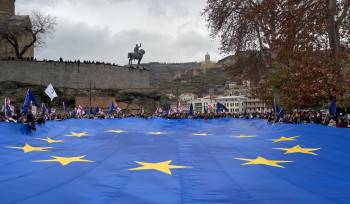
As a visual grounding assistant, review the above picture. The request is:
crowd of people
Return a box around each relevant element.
[1,57,118,66]
[1,110,349,129]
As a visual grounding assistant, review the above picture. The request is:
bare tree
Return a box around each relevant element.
[0,11,57,59]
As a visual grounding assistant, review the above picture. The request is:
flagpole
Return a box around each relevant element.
[89,80,92,111]
[4,97,6,115]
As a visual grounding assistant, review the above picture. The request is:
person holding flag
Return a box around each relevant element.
[178,101,182,113]
[5,98,12,117]
[166,103,171,115]
[21,89,39,115]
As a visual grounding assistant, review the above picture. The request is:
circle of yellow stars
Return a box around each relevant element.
[5,129,322,172]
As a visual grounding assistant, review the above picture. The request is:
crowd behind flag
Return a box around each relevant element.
[1,88,344,122]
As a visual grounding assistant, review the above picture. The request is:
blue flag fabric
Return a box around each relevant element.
[273,98,280,114]
[63,102,70,115]
[222,103,229,112]
[244,108,247,116]
[95,107,100,114]
[109,101,114,114]
[329,99,337,116]
[278,109,284,118]
[189,103,193,116]
[216,102,222,113]
[1,118,350,203]
[21,89,39,111]
[41,104,47,116]
[5,102,12,116]
[90,107,94,115]
[82,107,88,115]
[203,105,207,114]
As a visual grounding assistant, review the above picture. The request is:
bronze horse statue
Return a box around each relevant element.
[128,49,145,65]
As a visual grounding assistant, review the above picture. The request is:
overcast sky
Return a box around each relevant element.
[16,0,223,64]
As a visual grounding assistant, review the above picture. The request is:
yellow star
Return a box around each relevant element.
[105,130,127,133]
[234,156,293,168]
[148,132,166,135]
[274,145,321,155]
[128,160,192,175]
[7,143,53,153]
[270,136,299,143]
[232,135,257,138]
[65,132,92,137]
[33,155,95,166]
[37,138,64,143]
[192,133,213,136]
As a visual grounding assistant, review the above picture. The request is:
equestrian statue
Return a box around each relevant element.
[128,43,145,65]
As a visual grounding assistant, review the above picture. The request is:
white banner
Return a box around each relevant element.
[45,84,58,101]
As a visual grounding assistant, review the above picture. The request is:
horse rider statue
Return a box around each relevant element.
[128,43,146,65]
[134,43,141,54]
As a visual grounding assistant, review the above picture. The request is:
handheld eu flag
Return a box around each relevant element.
[329,99,337,116]
[189,103,193,116]
[109,101,114,114]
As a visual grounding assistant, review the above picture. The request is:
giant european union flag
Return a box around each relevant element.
[0,118,349,203]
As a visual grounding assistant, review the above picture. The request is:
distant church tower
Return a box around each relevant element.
[205,52,210,64]
[0,0,15,15]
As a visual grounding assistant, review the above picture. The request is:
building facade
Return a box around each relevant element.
[190,95,265,114]
[0,0,34,59]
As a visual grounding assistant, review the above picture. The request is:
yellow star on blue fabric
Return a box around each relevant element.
[105,130,127,133]
[148,132,166,135]
[128,160,192,175]
[231,135,257,138]
[192,133,213,136]
[33,155,95,166]
[7,143,53,153]
[274,145,321,155]
[234,156,293,168]
[270,136,299,143]
[65,132,92,138]
[37,138,64,143]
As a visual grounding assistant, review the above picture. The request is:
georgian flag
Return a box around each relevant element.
[178,101,182,112]
[77,105,85,115]
[157,108,163,113]
[141,108,144,115]
[264,103,267,114]
[173,107,177,113]
[208,104,214,109]
[50,109,55,116]
[99,108,104,115]
[5,98,12,116]
[115,103,122,113]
